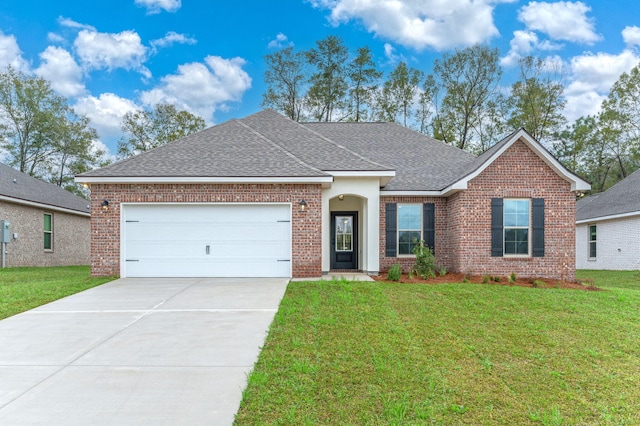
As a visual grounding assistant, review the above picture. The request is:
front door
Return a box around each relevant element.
[330,212,358,270]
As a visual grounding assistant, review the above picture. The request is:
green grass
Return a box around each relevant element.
[235,271,640,425]
[0,266,115,319]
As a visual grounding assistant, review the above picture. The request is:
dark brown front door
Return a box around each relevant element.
[330,212,358,270]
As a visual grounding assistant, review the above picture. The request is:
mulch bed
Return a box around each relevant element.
[372,272,603,291]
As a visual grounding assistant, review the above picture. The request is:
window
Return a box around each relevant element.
[385,203,434,258]
[44,213,53,251]
[503,199,530,256]
[589,225,597,259]
[335,216,353,252]
[398,204,422,255]
[492,198,544,257]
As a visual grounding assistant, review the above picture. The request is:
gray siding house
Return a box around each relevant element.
[0,163,91,267]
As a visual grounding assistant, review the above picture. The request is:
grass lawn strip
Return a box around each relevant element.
[0,266,115,320]
[235,270,640,425]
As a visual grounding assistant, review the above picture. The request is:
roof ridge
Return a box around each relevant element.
[234,119,329,177]
[299,123,394,171]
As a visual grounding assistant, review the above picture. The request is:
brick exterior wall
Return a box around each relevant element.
[379,196,449,273]
[380,140,577,281]
[576,216,640,270]
[89,183,322,278]
[0,200,90,267]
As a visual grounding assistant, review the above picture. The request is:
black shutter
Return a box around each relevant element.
[385,203,397,257]
[491,198,503,257]
[532,198,545,257]
[423,203,435,253]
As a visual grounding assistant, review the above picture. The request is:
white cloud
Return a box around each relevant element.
[310,0,515,51]
[0,31,29,71]
[74,29,149,76]
[501,30,562,67]
[150,31,197,51]
[47,32,66,43]
[383,43,405,64]
[140,56,252,121]
[74,93,140,141]
[268,33,293,49]
[622,26,640,47]
[135,0,181,14]
[518,1,600,44]
[34,46,85,97]
[89,139,117,164]
[563,49,640,121]
[57,17,95,31]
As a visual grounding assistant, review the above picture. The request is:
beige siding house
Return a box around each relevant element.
[0,164,91,267]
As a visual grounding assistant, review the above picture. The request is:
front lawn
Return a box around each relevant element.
[235,270,640,425]
[0,266,115,319]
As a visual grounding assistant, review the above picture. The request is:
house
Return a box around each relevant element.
[0,163,91,267]
[76,109,590,280]
[576,168,640,270]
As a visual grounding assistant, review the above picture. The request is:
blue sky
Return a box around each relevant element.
[1,0,639,158]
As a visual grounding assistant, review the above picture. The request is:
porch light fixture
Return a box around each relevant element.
[101,199,110,212]
[299,199,308,212]
[338,194,344,201]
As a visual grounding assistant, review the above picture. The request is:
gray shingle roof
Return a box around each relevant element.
[241,110,393,172]
[577,168,640,221]
[302,121,476,191]
[78,110,577,194]
[79,119,329,178]
[1,163,90,214]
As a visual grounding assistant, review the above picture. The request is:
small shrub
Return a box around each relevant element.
[463,277,471,284]
[439,267,448,277]
[482,275,489,284]
[491,276,502,283]
[509,273,517,283]
[387,264,402,281]
[532,279,546,288]
[410,240,437,279]
[578,278,595,288]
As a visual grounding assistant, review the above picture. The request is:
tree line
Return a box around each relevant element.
[2,35,639,196]
[262,36,640,192]
[0,66,205,196]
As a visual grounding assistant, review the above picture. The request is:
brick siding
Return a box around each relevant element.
[0,201,90,267]
[380,140,577,281]
[89,183,322,278]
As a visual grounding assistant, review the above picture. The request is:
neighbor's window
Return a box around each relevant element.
[44,213,53,251]
[503,199,530,256]
[398,204,422,255]
[589,225,597,259]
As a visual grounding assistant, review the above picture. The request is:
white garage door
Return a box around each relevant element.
[122,203,292,278]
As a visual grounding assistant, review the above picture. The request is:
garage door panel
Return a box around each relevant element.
[123,204,292,278]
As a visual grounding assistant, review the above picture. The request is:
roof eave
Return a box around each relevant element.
[0,195,91,217]
[75,176,334,185]
[576,210,640,224]
[328,170,396,187]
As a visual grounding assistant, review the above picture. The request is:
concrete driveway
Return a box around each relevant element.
[0,277,289,425]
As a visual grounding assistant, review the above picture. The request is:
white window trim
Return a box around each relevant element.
[503,198,531,258]
[588,224,597,260]
[44,212,53,252]
[397,203,422,257]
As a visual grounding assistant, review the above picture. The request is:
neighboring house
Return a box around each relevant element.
[576,168,640,270]
[76,109,590,280]
[0,163,91,267]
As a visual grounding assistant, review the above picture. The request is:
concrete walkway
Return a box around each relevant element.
[0,277,289,425]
